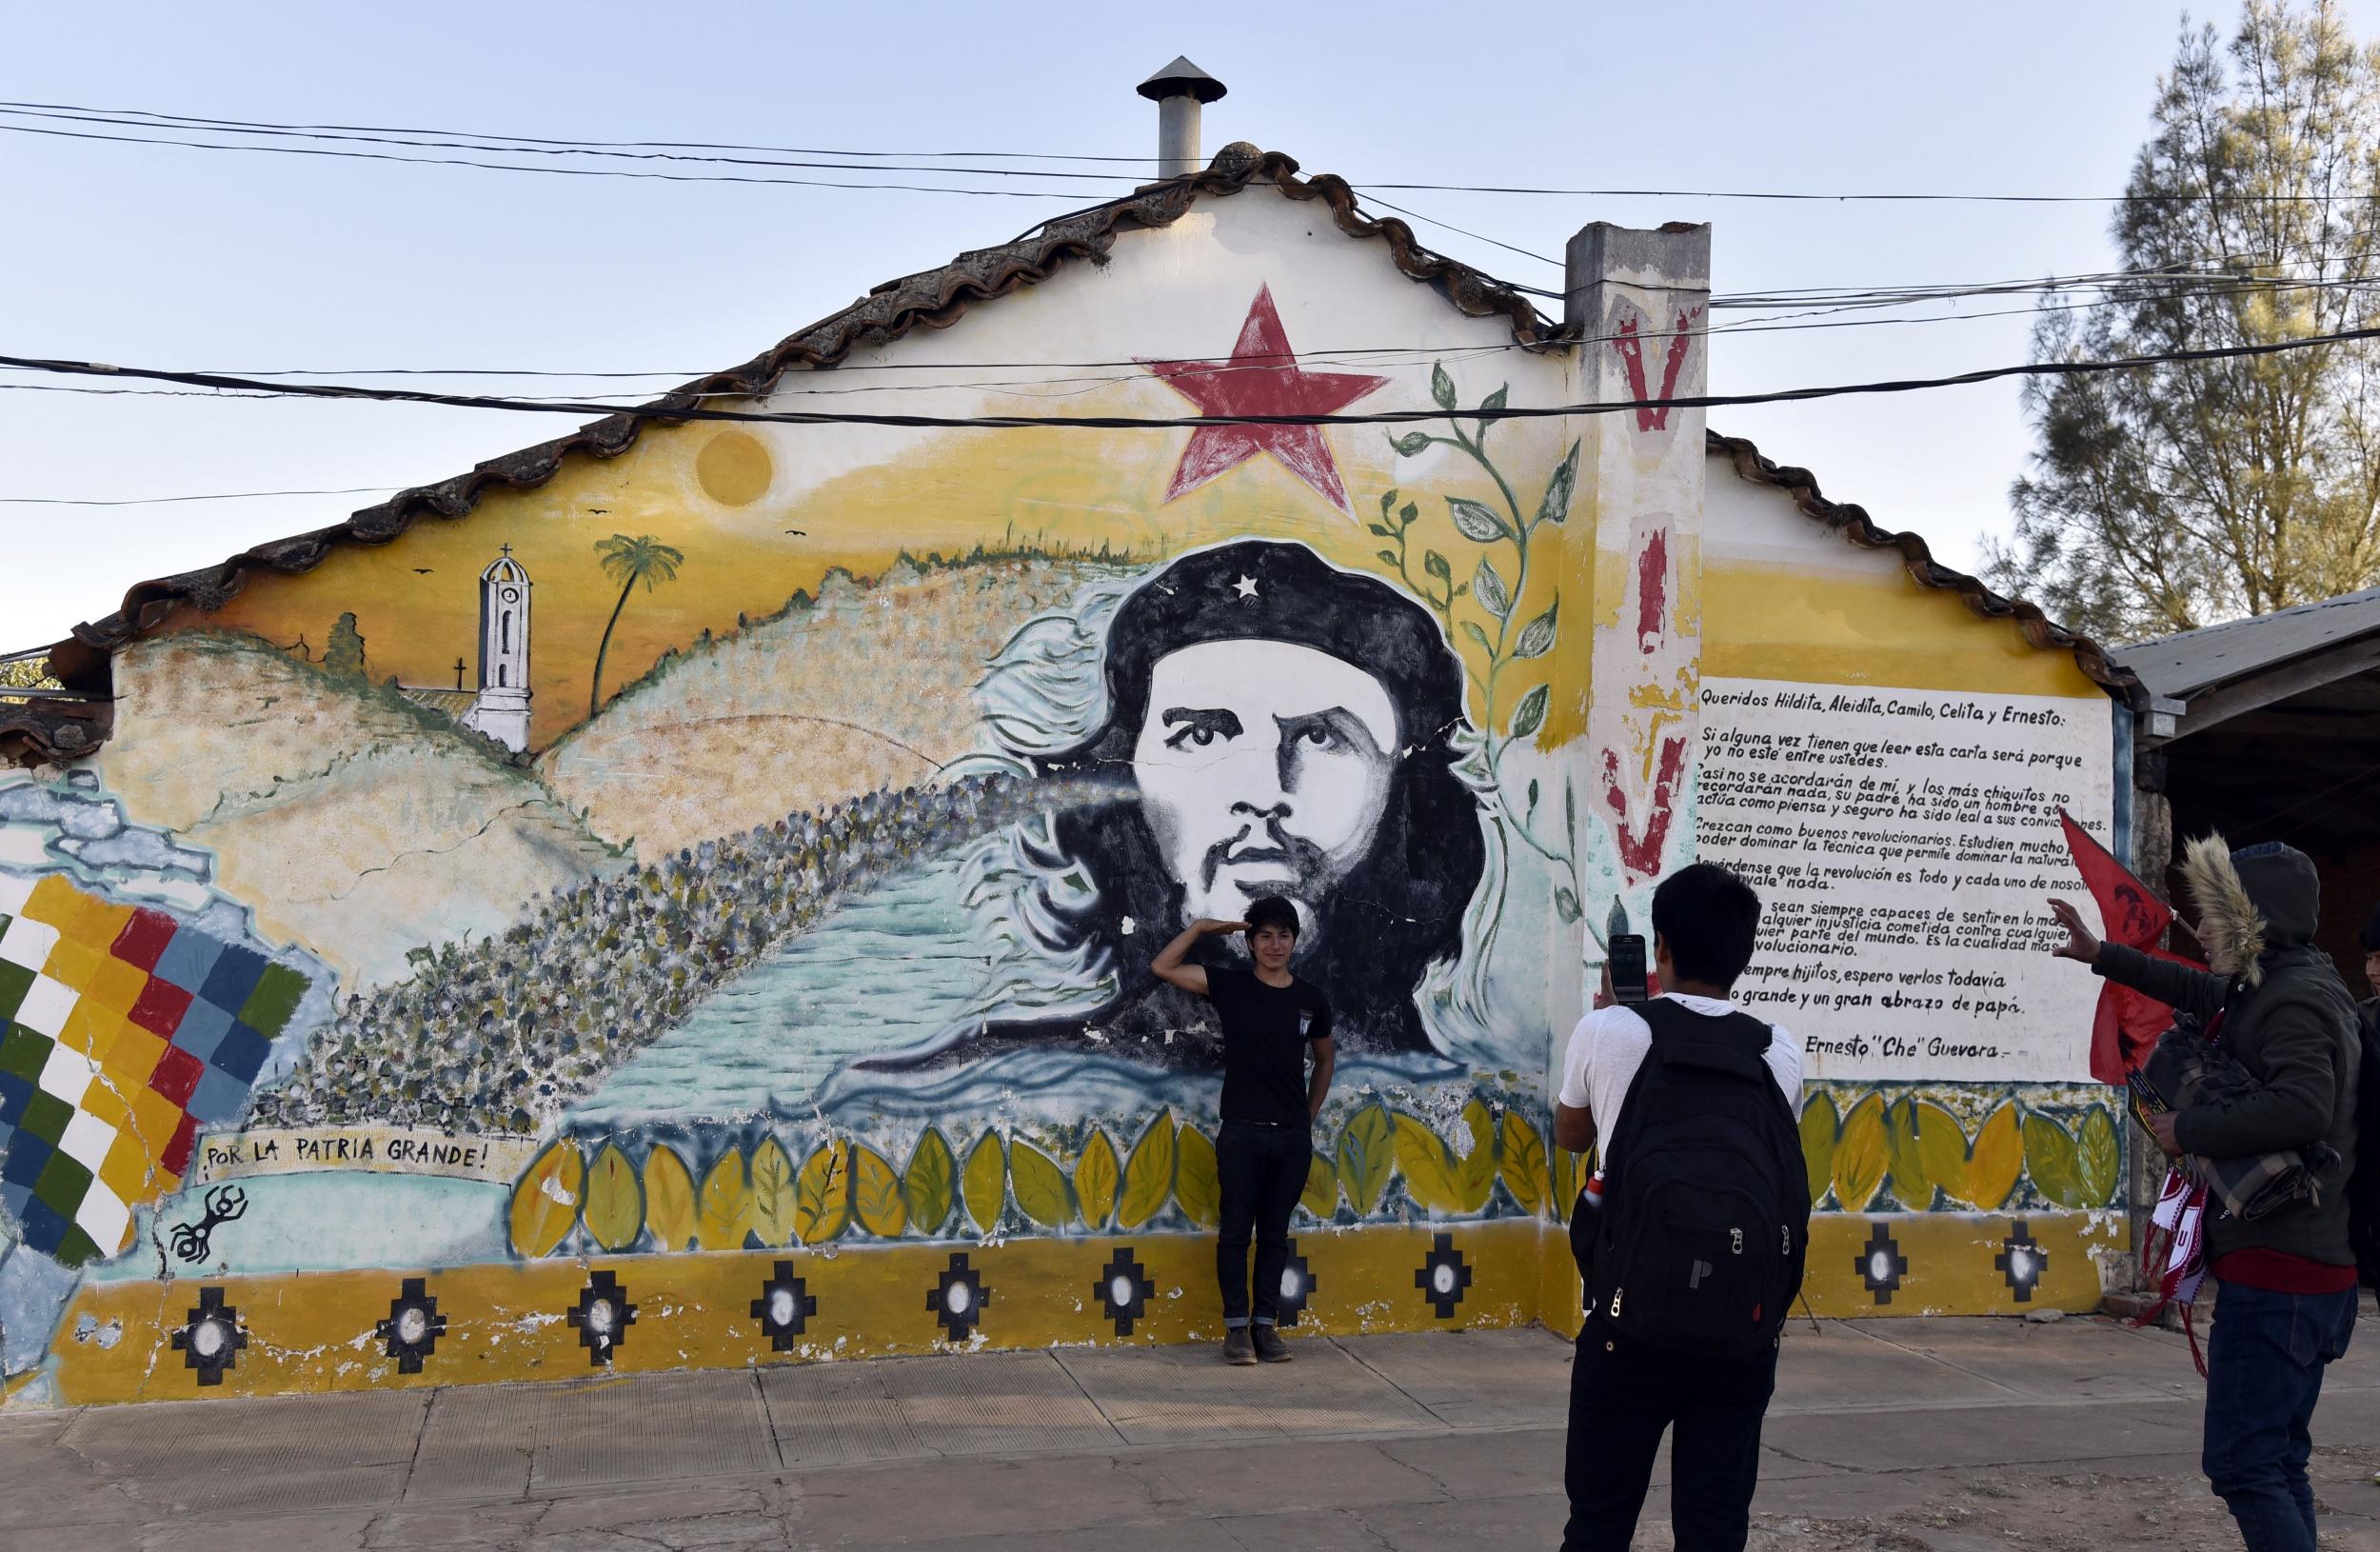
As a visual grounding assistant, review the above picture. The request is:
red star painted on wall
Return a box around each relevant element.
[1139,286,1387,514]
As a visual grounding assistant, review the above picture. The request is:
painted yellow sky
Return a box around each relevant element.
[1703,561,2103,699]
[174,407,1574,751]
[166,401,2092,757]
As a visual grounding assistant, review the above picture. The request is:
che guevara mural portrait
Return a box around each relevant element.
[898,537,1487,1073]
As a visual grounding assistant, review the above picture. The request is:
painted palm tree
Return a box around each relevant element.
[588,533,685,719]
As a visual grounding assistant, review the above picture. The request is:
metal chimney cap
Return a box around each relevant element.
[1137,56,1227,104]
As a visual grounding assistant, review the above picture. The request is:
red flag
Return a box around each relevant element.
[2059,809,2197,1083]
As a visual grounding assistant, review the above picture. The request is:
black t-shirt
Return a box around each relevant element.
[1207,968,1334,1126]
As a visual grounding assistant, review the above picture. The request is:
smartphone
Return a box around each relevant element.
[1609,935,1650,1005]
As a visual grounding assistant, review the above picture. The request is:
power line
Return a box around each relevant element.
[9,324,2380,438]
[4,260,2364,392]
[0,122,1101,199]
[0,293,2266,408]
[0,104,1139,184]
[0,342,1537,380]
[13,313,2380,507]
[22,98,2380,205]
[0,99,1168,164]
[0,109,1577,269]
[1359,194,1562,269]
[6,267,2371,422]
[0,486,400,507]
[25,98,2380,320]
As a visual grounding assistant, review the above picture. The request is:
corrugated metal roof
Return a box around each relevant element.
[2112,586,2380,700]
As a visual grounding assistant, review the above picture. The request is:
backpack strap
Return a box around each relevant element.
[1600,1001,1779,1188]
[1636,998,1774,1083]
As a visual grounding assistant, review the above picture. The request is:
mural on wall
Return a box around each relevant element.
[0,774,328,1386]
[2,274,1601,1397]
[1,207,2132,1403]
[213,321,1579,1148]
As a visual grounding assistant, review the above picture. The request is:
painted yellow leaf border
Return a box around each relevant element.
[506,1090,2128,1256]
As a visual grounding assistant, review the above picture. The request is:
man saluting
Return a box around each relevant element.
[1152,897,1337,1364]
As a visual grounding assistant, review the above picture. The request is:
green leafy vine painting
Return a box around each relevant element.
[1375,364,1589,987]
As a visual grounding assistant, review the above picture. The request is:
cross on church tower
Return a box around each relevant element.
[453,658,467,689]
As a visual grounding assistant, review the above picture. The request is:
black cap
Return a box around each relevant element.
[1137,56,1228,104]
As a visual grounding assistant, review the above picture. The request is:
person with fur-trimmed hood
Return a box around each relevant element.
[2051,838,2362,1552]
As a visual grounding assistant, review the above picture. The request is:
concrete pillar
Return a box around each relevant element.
[1565,222,1713,951]
[1538,226,1711,1330]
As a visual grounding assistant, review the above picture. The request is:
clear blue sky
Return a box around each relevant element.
[7,0,2369,651]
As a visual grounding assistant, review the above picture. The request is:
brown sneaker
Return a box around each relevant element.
[1252,1325,1293,1363]
[1221,1327,1257,1365]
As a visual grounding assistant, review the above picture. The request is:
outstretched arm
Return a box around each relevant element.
[2048,897,2229,1022]
[1151,918,1247,998]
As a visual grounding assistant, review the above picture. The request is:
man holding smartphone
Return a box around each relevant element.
[1551,863,1806,1552]
[1151,896,1338,1364]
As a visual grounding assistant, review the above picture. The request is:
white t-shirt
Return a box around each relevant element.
[1557,994,1803,1152]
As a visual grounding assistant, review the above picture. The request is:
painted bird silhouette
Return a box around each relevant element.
[783,529,807,537]
[411,568,434,574]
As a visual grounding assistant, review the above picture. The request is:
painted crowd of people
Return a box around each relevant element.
[250,774,1026,1134]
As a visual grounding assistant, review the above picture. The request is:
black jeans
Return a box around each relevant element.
[1215,1120,1311,1327]
[1562,1315,1778,1552]
[2201,1281,2361,1552]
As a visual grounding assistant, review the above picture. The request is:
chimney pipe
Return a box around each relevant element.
[1137,56,1227,180]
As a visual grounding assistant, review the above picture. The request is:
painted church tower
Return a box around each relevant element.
[460,546,531,751]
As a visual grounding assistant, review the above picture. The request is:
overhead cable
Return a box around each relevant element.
[0,122,1101,199]
[6,268,2372,419]
[0,485,401,507]
[4,258,2366,383]
[12,312,2380,507]
[0,99,1169,163]
[19,100,2380,204]
[9,323,2380,437]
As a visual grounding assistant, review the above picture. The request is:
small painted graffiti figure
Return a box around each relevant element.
[1151,896,1336,1365]
[169,1184,248,1264]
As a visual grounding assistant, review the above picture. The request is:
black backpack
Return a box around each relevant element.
[1574,999,1810,1358]
[2350,1005,2380,1293]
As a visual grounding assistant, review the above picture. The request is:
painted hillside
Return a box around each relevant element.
[538,549,1139,855]
[94,631,625,988]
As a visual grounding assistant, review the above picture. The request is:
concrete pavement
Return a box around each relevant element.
[2,1310,2375,1550]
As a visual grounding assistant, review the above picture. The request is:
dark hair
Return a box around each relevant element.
[1244,896,1299,939]
[1651,863,1763,990]
[1038,539,1485,1053]
[2361,901,2380,954]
